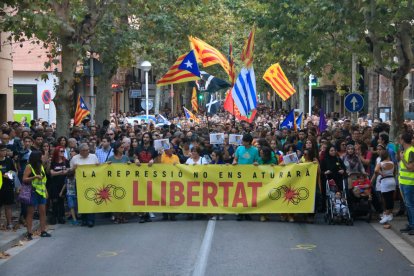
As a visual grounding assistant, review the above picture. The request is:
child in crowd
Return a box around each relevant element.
[60,169,79,225]
[333,191,349,217]
[352,173,371,198]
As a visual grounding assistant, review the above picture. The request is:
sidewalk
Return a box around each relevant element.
[387,215,414,247]
[0,204,39,252]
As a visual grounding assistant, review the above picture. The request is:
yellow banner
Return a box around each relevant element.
[76,163,317,214]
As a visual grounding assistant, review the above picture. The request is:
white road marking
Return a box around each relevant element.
[192,219,216,276]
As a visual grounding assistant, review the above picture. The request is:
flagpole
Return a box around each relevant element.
[170,84,174,116]
[205,107,210,133]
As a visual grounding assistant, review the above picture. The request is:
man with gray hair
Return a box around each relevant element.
[70,143,99,227]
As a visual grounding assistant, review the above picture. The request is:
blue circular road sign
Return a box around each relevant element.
[344,93,364,112]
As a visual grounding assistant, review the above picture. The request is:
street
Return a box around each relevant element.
[0,215,413,276]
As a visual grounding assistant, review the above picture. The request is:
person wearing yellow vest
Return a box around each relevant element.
[23,150,51,240]
[398,132,414,235]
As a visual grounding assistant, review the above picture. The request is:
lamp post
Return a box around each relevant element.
[140,61,152,119]
[308,74,313,117]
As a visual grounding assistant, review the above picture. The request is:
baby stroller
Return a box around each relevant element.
[325,179,353,225]
[349,173,373,222]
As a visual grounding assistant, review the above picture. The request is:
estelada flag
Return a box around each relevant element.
[183,106,200,123]
[189,36,233,83]
[223,90,257,123]
[156,51,200,87]
[263,63,296,101]
[191,87,198,113]
[74,95,90,126]
[241,25,255,68]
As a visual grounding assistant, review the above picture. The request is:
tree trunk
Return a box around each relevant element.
[95,64,115,127]
[390,75,408,141]
[53,40,78,137]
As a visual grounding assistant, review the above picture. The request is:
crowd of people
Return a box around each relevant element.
[1,104,414,240]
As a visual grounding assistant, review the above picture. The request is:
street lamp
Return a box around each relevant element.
[140,61,152,119]
[308,74,313,117]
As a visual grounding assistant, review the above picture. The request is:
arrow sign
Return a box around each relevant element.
[344,93,364,113]
[350,96,358,110]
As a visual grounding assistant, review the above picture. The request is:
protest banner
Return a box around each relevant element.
[76,163,317,214]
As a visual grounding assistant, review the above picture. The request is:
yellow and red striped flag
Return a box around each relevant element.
[189,36,232,82]
[241,26,255,68]
[263,63,296,101]
[156,53,200,87]
[191,87,198,112]
[74,95,90,126]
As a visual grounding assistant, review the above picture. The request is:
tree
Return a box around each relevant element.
[1,1,125,136]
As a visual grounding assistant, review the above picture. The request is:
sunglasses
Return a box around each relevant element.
[60,150,65,153]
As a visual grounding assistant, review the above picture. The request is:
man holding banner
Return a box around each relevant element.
[70,143,99,227]
[233,133,260,220]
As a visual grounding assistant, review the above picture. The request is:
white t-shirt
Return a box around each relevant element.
[70,154,99,168]
[185,157,207,165]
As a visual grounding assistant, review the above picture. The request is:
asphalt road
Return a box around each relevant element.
[0,215,413,276]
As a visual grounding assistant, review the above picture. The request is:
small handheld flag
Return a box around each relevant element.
[319,109,328,133]
[296,113,303,130]
[279,109,296,130]
[183,106,200,123]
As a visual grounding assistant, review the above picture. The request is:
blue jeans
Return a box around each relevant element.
[400,184,414,228]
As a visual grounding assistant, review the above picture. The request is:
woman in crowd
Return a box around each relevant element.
[23,150,51,240]
[336,139,348,158]
[128,137,139,162]
[210,150,224,164]
[185,146,208,165]
[342,144,366,189]
[257,146,278,222]
[320,144,347,211]
[108,141,130,223]
[355,140,372,176]
[49,146,70,224]
[57,136,70,159]
[371,144,396,224]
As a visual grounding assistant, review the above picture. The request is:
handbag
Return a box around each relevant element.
[18,184,33,205]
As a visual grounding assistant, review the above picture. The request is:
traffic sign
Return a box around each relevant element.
[141,99,154,110]
[41,90,52,104]
[344,93,364,112]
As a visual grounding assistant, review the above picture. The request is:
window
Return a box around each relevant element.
[14,84,38,118]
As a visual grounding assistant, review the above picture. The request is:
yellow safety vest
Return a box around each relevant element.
[0,171,3,190]
[30,165,47,198]
[399,146,414,186]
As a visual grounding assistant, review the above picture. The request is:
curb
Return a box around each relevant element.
[389,221,414,248]
[0,221,40,252]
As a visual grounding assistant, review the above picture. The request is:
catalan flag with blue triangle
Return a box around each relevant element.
[279,109,296,130]
[183,106,200,123]
[296,112,303,130]
[74,95,90,126]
